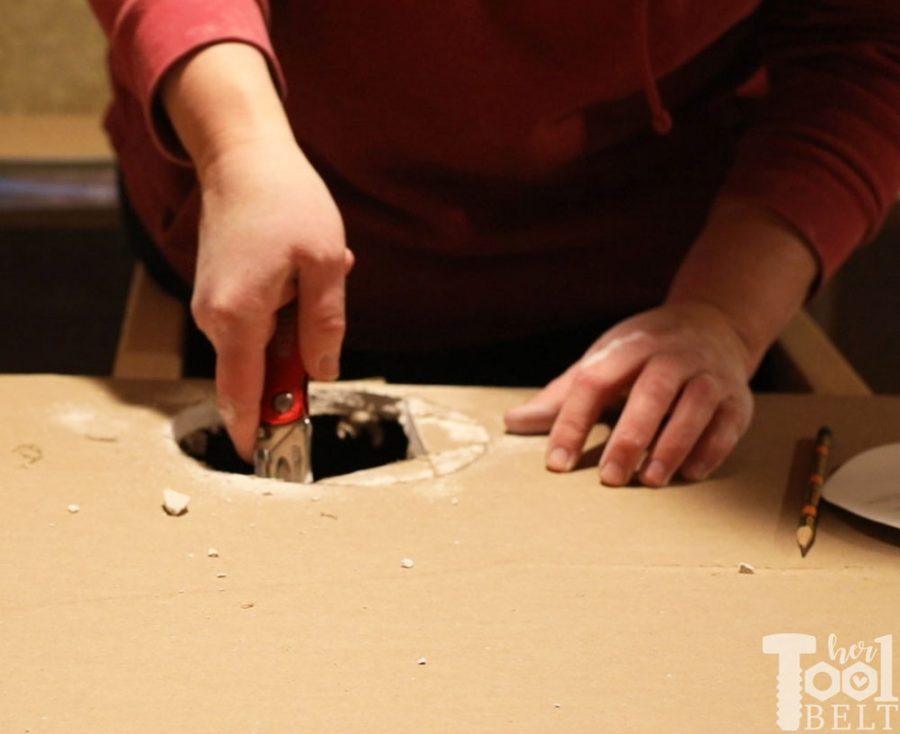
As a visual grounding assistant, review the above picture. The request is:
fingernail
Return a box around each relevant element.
[547,447,572,472]
[643,459,670,486]
[318,354,340,380]
[600,460,626,486]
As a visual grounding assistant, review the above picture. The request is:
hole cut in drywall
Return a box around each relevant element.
[177,392,415,482]
[171,387,491,488]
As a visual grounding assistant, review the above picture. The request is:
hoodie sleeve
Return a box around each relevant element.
[719,0,900,281]
[87,0,286,163]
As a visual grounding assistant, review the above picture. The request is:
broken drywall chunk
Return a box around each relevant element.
[216,572,227,579]
[66,504,80,514]
[416,657,427,666]
[207,547,219,558]
[738,562,755,575]
[162,488,190,516]
[400,558,415,569]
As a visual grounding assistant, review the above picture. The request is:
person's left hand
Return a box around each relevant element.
[503,301,755,487]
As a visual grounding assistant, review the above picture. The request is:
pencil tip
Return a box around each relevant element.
[796,526,814,551]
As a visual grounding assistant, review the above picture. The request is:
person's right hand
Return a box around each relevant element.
[190,137,353,462]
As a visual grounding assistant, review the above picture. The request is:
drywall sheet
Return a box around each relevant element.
[2,376,899,733]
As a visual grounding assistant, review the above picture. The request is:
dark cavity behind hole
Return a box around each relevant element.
[178,413,410,481]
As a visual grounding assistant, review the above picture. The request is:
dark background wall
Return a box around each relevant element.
[0,226,133,375]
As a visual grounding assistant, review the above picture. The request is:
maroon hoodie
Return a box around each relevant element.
[90,1,900,349]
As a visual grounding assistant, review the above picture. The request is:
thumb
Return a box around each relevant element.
[297,250,348,382]
[503,364,578,434]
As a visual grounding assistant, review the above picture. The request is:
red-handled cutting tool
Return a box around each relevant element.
[253,303,313,483]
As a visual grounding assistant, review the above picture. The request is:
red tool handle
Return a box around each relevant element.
[260,304,308,426]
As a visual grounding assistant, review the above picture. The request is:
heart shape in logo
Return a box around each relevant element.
[851,672,870,690]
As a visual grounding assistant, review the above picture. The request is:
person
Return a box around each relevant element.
[88,1,900,487]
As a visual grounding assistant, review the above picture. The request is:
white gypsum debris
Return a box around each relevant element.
[738,562,756,574]
[400,558,415,569]
[162,488,191,516]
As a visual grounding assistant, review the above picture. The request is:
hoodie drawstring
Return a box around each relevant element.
[635,0,673,135]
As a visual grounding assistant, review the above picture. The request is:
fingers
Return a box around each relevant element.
[215,353,265,462]
[545,358,636,473]
[680,394,753,481]
[598,356,685,486]
[598,368,751,487]
[201,311,271,463]
[539,348,752,487]
[193,240,349,461]
[635,371,720,486]
[296,247,347,381]
[503,364,579,434]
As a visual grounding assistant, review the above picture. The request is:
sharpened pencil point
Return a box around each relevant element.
[796,427,831,558]
[796,525,813,551]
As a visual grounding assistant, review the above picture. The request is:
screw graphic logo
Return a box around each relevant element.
[763,633,899,731]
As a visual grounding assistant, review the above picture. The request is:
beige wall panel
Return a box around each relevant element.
[0,0,108,114]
